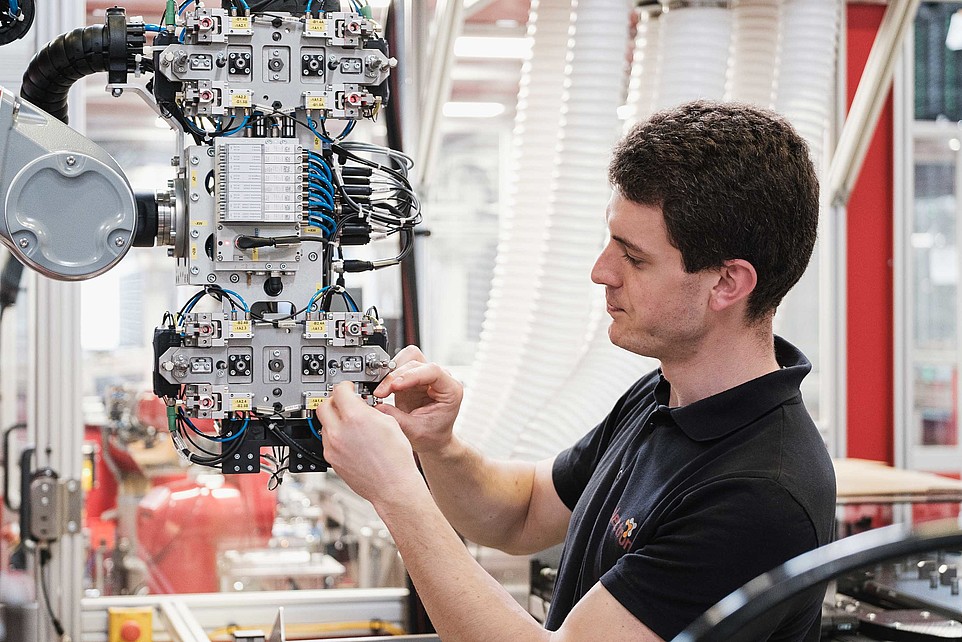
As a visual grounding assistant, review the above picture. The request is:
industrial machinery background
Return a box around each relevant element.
[0,0,420,483]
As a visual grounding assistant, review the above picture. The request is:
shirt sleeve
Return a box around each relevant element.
[599,477,821,640]
[551,373,657,510]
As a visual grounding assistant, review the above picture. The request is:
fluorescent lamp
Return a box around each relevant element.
[453,36,532,60]
[443,102,506,118]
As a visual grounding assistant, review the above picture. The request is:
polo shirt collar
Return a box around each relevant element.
[652,336,811,442]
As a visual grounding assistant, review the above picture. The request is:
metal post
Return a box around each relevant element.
[413,0,464,186]
[26,1,87,639]
[828,0,920,207]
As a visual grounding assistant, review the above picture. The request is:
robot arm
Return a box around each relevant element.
[0,86,138,280]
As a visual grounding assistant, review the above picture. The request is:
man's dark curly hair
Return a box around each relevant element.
[608,100,819,321]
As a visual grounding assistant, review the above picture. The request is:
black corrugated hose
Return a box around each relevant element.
[20,8,142,125]
[19,24,110,124]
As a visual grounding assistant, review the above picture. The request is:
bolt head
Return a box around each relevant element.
[17,238,29,248]
[190,229,200,238]
[65,155,76,166]
[190,266,200,275]
[114,237,126,247]
[190,193,200,202]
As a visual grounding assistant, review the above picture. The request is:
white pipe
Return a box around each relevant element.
[623,7,663,128]
[726,0,780,106]
[455,0,573,447]
[655,6,733,110]
[774,0,841,168]
[462,0,634,459]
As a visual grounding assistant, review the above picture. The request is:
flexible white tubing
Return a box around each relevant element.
[774,0,841,166]
[726,0,780,106]
[454,0,573,449]
[511,9,665,461]
[623,8,663,127]
[461,0,634,459]
[655,6,733,110]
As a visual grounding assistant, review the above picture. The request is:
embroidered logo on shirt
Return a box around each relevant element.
[609,507,639,551]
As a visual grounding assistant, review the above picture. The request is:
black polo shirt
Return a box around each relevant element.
[546,336,836,640]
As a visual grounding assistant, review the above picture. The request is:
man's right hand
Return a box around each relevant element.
[373,345,463,455]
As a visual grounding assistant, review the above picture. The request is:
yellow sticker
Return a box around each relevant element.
[191,244,198,260]
[190,171,197,188]
[231,397,251,411]
[230,16,251,29]
[307,18,326,31]
[192,220,206,227]
[231,320,251,333]
[307,321,326,333]
[231,92,251,108]
[251,248,259,261]
[305,96,326,110]
[304,226,322,234]
[306,396,326,410]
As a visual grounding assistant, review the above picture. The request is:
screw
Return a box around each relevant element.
[308,252,318,261]
[18,238,29,248]
[190,156,199,165]
[207,274,216,283]
[235,453,241,459]
[248,453,254,459]
[68,521,78,532]
[191,229,200,238]
[190,266,200,275]
[65,156,76,166]
[191,193,200,202]
[273,374,281,381]
[230,274,240,283]
[112,87,124,97]
[273,350,280,357]
[248,465,254,471]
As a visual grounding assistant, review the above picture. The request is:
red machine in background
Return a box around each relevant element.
[85,391,277,594]
[137,473,275,593]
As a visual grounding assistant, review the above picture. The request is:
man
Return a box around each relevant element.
[316,101,836,641]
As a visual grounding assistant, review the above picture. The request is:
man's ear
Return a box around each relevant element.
[708,259,757,313]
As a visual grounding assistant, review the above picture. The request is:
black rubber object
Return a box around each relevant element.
[0,0,35,46]
[20,24,111,124]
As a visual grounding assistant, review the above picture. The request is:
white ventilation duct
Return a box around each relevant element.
[511,8,664,461]
[774,0,840,165]
[459,0,633,459]
[726,0,780,106]
[655,4,733,109]
[623,7,663,126]
[455,0,573,447]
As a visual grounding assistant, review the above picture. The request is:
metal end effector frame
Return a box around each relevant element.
[0,0,418,483]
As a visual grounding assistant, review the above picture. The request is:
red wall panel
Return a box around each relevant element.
[845,4,895,463]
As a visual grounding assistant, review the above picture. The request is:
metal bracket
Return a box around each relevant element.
[27,473,83,542]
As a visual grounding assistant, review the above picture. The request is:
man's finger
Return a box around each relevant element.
[383,363,459,398]
[373,360,424,397]
[391,345,427,368]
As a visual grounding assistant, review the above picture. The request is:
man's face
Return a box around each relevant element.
[590,191,715,361]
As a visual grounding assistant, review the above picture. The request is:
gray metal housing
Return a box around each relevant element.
[0,86,136,280]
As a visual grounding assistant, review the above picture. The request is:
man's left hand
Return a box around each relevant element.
[316,381,427,504]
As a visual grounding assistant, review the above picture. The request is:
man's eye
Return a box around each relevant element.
[622,253,643,266]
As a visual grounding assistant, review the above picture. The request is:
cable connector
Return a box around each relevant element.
[342,259,375,273]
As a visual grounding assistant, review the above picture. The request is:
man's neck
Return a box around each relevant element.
[662,326,779,408]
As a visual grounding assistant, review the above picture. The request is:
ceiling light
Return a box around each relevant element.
[454,36,532,60]
[443,102,506,118]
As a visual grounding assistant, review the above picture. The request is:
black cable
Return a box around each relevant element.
[255,413,327,469]
[37,548,65,637]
